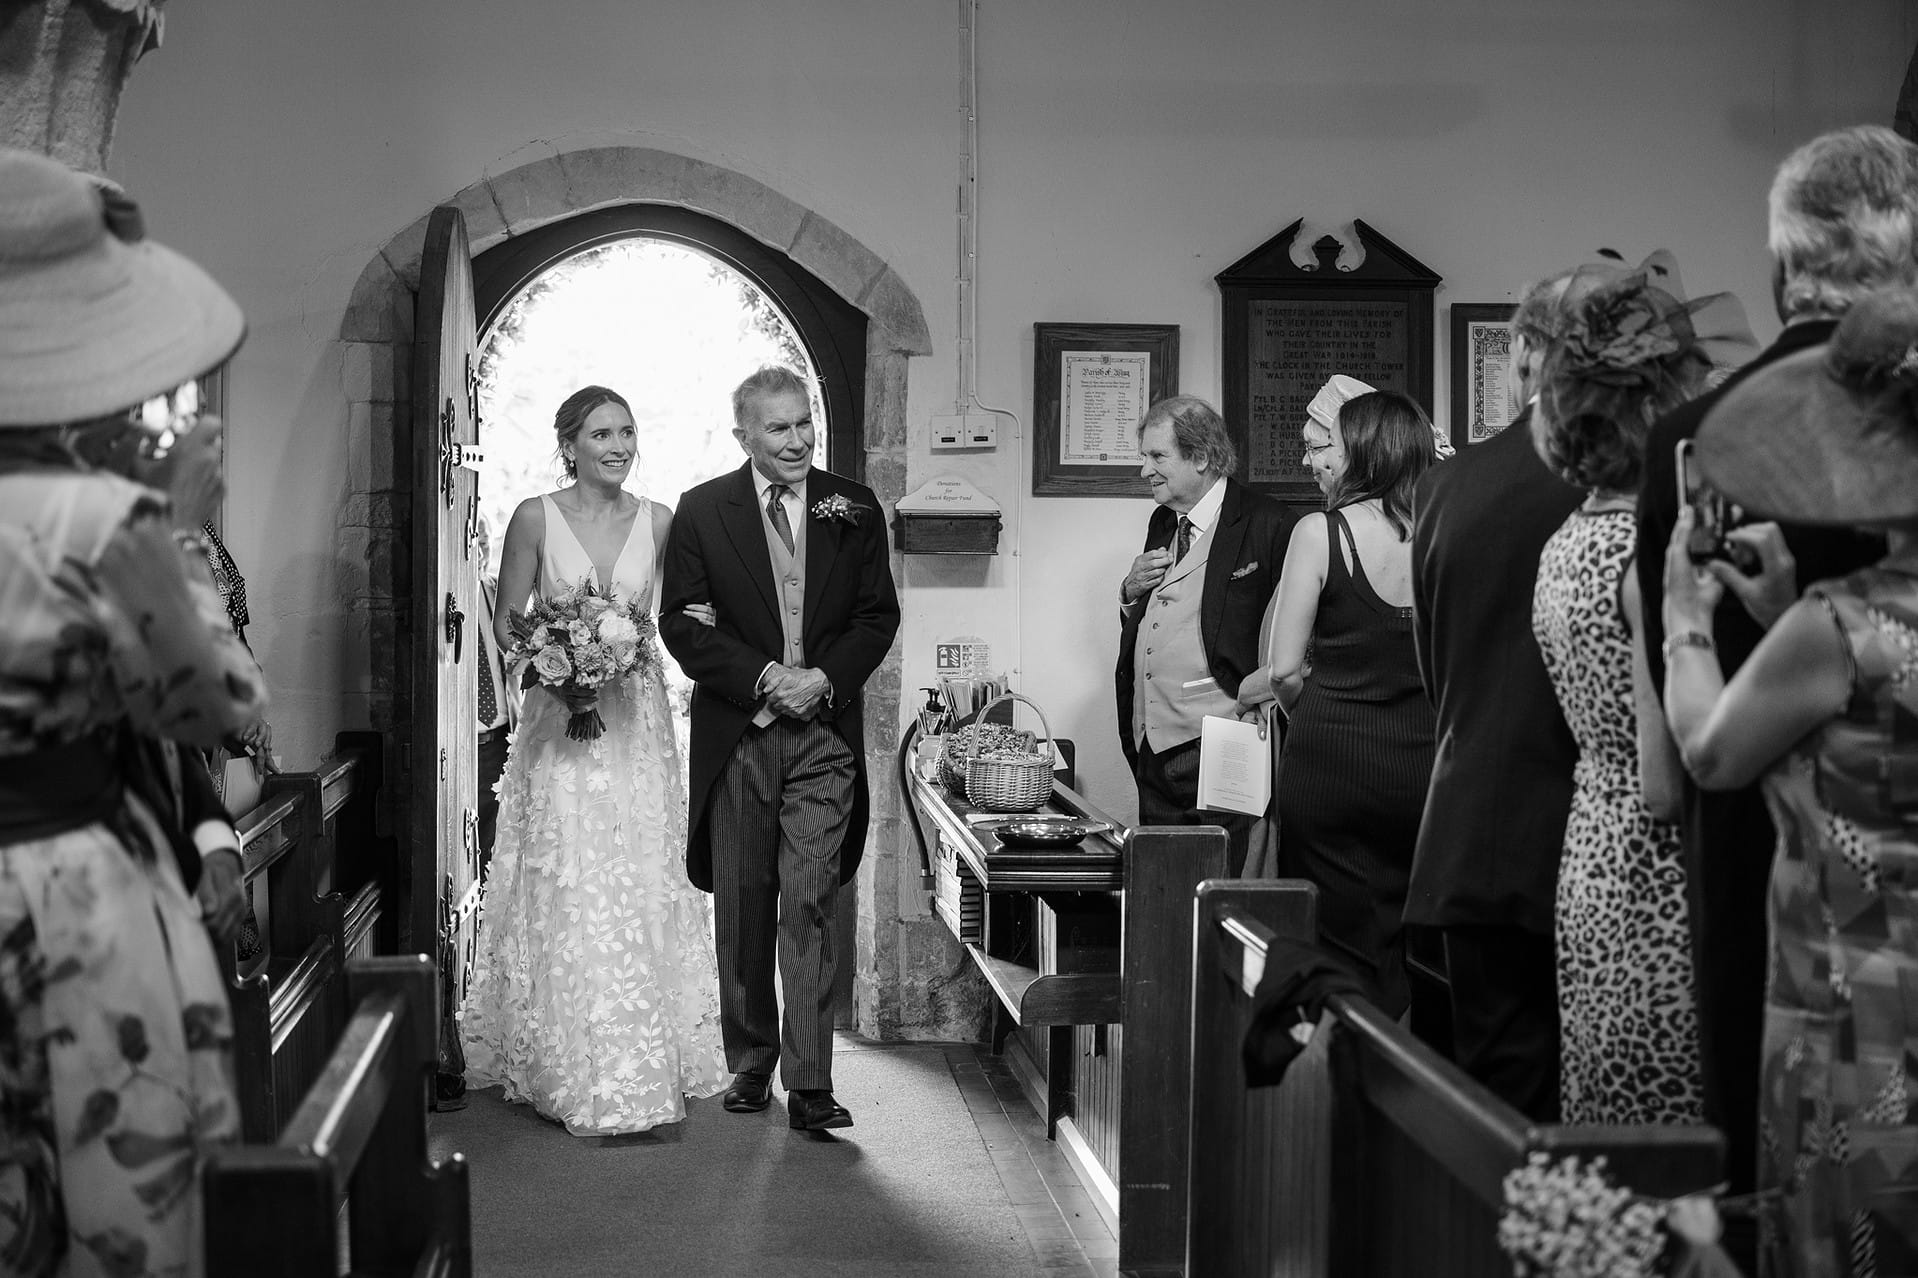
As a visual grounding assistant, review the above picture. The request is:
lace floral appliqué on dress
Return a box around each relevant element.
[459,496,725,1134]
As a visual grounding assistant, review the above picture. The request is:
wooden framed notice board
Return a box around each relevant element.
[1216,220,1439,506]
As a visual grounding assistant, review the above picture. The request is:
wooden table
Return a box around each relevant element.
[907,744,1231,1272]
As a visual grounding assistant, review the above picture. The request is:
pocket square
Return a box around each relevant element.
[1230,561,1259,579]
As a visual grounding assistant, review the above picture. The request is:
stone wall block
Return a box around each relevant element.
[862,452,907,506]
[892,921,991,1042]
[449,181,509,251]
[789,212,887,312]
[341,255,405,344]
[559,146,694,212]
[364,606,403,704]
[339,490,409,530]
[346,401,398,494]
[381,212,432,292]
[392,347,413,413]
[342,342,397,404]
[859,268,932,358]
[335,526,373,600]
[486,152,573,231]
[697,163,808,251]
[862,350,911,451]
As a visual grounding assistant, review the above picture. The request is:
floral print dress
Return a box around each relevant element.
[0,470,266,1278]
[1758,569,1918,1277]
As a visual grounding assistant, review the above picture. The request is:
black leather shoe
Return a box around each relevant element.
[787,1089,853,1131]
[722,1072,773,1113]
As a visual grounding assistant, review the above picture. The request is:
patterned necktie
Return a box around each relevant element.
[476,621,498,728]
[766,484,796,556]
[1174,515,1194,564]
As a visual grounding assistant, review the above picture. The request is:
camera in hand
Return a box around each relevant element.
[1676,439,1759,572]
[1685,493,1759,571]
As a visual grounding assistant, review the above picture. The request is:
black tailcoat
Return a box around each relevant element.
[1406,408,1582,934]
[658,463,900,893]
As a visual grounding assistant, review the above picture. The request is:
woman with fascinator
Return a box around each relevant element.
[1530,252,1753,1125]
[1663,287,1918,1274]
[0,149,266,1275]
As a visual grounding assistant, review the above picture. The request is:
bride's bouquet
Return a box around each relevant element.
[506,578,661,741]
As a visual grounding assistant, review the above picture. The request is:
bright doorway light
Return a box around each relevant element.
[475,237,822,747]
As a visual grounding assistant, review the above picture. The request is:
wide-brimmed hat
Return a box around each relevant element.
[1697,287,1918,526]
[0,147,243,427]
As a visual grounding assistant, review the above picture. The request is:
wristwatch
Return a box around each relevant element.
[1662,630,1715,661]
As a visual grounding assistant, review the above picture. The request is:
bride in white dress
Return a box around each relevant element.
[460,385,727,1134]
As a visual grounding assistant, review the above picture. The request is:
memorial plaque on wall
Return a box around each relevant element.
[1218,219,1439,505]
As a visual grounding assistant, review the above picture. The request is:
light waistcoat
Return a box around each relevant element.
[760,496,808,668]
[1133,521,1237,751]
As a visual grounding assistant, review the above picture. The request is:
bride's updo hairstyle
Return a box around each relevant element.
[553,384,632,481]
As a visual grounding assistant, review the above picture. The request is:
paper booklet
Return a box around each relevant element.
[1197,713,1271,818]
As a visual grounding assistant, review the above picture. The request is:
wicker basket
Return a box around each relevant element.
[937,721,1034,793]
[962,692,1055,813]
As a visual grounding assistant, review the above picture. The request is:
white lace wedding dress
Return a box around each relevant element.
[460,494,727,1134]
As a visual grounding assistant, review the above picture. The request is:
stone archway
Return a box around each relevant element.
[332,147,967,1040]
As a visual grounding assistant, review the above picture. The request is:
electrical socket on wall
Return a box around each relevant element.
[929,412,997,451]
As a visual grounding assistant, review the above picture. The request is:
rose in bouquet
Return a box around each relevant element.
[506,577,660,741]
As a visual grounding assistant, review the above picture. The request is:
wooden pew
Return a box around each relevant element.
[225,733,393,1140]
[205,955,470,1278]
[1186,879,1724,1278]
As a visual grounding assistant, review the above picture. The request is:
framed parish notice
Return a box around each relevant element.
[1449,303,1517,448]
[1032,322,1178,497]
[1217,220,1439,506]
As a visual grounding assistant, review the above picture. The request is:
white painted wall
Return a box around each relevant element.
[113,1,1913,826]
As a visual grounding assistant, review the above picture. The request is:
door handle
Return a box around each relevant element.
[445,591,465,663]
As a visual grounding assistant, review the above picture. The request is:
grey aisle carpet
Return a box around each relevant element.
[427,1039,1055,1277]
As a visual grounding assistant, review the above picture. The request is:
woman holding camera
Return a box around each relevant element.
[1663,287,1918,1275]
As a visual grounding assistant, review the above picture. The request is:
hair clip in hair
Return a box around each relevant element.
[1893,343,1918,384]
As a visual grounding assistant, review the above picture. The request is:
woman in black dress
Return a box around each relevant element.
[1268,388,1441,1015]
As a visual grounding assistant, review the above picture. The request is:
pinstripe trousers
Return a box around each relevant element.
[709,714,855,1092]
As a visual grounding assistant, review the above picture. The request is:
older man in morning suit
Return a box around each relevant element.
[1117,396,1297,867]
[659,364,900,1133]
[1635,125,1914,1232]
[1408,273,1583,1123]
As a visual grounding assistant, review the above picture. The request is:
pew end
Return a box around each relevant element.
[204,955,471,1278]
[1186,880,1725,1277]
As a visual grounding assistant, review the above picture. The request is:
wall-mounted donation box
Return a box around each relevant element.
[1217,220,1439,506]
[894,475,1002,555]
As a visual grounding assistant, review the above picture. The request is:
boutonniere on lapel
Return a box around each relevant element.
[811,494,867,526]
[1230,561,1259,580]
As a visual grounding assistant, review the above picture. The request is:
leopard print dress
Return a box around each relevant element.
[1532,508,1704,1125]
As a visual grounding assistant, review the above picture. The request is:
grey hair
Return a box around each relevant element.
[1139,394,1236,477]
[1769,124,1918,319]
[731,364,813,429]
[1511,269,1578,346]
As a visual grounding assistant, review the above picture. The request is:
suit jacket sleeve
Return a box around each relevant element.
[808,499,901,710]
[657,491,774,709]
[1636,415,1682,699]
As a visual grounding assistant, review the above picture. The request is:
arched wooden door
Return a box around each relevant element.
[409,206,482,1087]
